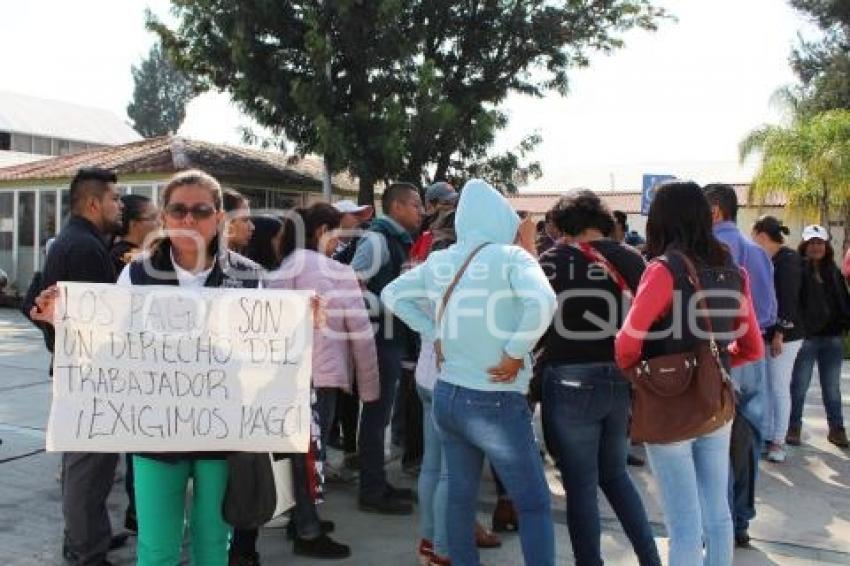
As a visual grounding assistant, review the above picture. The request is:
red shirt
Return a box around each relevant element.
[615,260,765,370]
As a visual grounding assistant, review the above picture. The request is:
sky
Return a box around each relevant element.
[0,0,818,191]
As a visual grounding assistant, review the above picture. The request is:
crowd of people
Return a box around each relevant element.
[25,166,850,566]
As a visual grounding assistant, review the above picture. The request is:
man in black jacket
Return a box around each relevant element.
[39,167,124,566]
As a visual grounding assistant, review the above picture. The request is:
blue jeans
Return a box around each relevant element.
[646,423,733,566]
[433,381,554,566]
[728,355,766,533]
[790,335,845,429]
[417,385,449,556]
[359,336,404,498]
[541,363,660,566]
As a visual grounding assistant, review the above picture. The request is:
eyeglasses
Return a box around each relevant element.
[164,203,216,220]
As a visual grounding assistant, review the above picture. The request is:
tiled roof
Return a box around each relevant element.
[0,90,142,145]
[0,135,357,193]
[508,191,643,215]
[507,184,787,215]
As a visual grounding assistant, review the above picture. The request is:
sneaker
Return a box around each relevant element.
[766,446,786,463]
[418,539,434,566]
[358,493,413,515]
[293,533,351,559]
[786,426,801,446]
[828,427,850,448]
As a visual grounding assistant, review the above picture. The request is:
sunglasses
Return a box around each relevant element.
[164,203,217,220]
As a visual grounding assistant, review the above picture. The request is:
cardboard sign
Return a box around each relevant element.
[46,282,313,453]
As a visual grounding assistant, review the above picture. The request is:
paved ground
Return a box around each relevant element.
[1,308,849,565]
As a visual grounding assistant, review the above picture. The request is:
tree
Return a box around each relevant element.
[149,1,667,204]
[127,43,194,138]
[448,132,543,194]
[789,0,850,114]
[740,110,850,247]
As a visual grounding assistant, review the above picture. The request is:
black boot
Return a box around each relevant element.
[293,533,351,559]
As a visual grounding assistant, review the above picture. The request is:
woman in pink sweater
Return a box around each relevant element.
[267,203,380,460]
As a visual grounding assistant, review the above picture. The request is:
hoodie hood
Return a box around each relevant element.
[455,179,519,246]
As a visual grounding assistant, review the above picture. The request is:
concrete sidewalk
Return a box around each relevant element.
[1,308,849,565]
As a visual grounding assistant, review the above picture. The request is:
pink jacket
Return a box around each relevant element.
[267,249,379,402]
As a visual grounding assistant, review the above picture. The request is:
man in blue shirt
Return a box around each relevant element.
[704,183,777,548]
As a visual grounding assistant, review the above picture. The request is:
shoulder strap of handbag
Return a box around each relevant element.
[576,242,634,299]
[668,250,722,360]
[436,242,491,326]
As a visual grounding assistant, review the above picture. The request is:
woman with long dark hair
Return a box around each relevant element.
[615,181,763,566]
[242,215,285,271]
[787,226,850,448]
[751,216,804,462]
[540,191,660,566]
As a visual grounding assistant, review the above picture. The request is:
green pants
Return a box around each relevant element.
[133,456,230,566]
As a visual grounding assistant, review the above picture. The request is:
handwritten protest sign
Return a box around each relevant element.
[46,282,313,453]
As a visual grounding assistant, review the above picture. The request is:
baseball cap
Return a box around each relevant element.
[802,224,829,242]
[333,200,372,215]
[424,181,459,204]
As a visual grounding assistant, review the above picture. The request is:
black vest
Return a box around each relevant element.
[129,240,261,289]
[365,222,415,353]
[128,239,260,463]
[641,252,743,373]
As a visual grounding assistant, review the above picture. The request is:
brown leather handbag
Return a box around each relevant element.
[626,252,736,444]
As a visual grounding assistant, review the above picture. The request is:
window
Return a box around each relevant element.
[11,134,32,153]
[38,191,57,268]
[17,192,36,292]
[60,189,71,226]
[0,132,10,151]
[57,139,71,155]
[68,141,86,154]
[236,187,269,209]
[32,136,51,155]
[130,185,154,200]
[270,191,298,211]
[0,192,12,281]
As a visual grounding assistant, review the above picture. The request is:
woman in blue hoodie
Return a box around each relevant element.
[382,180,557,566]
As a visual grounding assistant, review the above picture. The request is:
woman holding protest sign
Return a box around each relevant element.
[117,170,263,566]
[31,169,263,566]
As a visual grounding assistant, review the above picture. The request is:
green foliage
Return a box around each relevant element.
[452,132,543,194]
[740,109,850,234]
[126,42,193,138]
[149,1,668,203]
[789,0,850,114]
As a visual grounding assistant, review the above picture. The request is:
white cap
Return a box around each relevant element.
[333,199,372,214]
[802,224,829,242]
